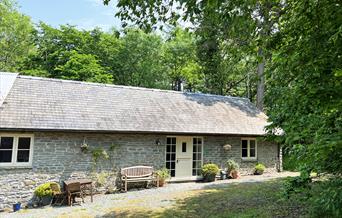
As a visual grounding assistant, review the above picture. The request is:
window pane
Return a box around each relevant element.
[171,162,175,169]
[197,153,201,160]
[0,137,14,149]
[171,138,176,144]
[192,169,196,176]
[250,140,256,149]
[198,138,202,145]
[171,145,176,152]
[198,145,202,152]
[167,137,171,145]
[171,170,175,177]
[193,138,197,145]
[196,161,202,168]
[192,161,196,168]
[17,150,30,162]
[166,145,171,152]
[166,153,171,161]
[242,148,248,157]
[242,140,248,149]
[193,153,196,160]
[182,142,187,152]
[193,145,197,152]
[166,162,171,169]
[171,153,176,161]
[0,150,12,162]
[250,149,256,157]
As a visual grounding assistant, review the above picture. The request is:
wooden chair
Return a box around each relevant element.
[65,182,84,206]
[121,166,159,192]
[51,183,66,206]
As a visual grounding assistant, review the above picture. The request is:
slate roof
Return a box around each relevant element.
[0,72,269,135]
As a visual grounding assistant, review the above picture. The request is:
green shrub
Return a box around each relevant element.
[202,163,219,177]
[226,159,239,173]
[34,182,60,198]
[309,178,342,217]
[156,168,171,180]
[254,163,266,175]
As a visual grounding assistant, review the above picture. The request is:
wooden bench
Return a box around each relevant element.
[121,166,159,192]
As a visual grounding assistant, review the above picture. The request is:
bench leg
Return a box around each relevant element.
[125,179,127,192]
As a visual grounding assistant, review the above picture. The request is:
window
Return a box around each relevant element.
[166,137,176,177]
[192,137,203,176]
[182,142,187,152]
[0,134,33,167]
[241,138,257,159]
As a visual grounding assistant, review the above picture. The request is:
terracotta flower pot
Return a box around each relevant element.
[159,179,166,187]
[230,170,239,179]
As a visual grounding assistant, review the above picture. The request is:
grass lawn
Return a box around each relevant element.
[102,178,308,218]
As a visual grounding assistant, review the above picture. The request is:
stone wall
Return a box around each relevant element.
[0,132,281,210]
[203,136,281,174]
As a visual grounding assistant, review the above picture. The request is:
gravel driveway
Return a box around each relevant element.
[1,172,299,218]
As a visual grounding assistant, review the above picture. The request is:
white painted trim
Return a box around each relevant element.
[241,138,257,159]
[0,133,34,167]
[165,136,204,178]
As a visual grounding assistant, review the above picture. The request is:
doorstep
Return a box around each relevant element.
[169,176,203,183]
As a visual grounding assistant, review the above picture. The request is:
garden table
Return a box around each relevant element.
[64,179,93,205]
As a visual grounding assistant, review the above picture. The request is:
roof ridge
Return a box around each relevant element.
[17,73,249,100]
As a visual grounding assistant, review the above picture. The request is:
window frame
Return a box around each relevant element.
[241,138,257,160]
[0,133,34,167]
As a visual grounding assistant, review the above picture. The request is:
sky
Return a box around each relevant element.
[16,0,121,31]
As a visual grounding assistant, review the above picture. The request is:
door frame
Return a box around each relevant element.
[165,136,204,178]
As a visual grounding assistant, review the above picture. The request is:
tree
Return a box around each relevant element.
[104,0,282,109]
[163,27,202,91]
[115,28,168,89]
[0,0,34,71]
[266,0,342,175]
[54,50,112,83]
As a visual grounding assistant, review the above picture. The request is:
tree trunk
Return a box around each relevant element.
[256,47,265,111]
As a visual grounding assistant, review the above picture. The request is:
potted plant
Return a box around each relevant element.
[155,168,171,187]
[201,163,219,182]
[226,159,239,179]
[254,163,265,175]
[34,182,60,206]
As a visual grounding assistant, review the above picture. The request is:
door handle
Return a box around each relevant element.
[177,159,179,163]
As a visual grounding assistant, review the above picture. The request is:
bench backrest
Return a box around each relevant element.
[121,166,153,178]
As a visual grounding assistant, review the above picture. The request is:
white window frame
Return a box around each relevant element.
[0,134,34,167]
[241,138,257,160]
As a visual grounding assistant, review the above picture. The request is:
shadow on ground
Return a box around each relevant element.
[99,178,307,218]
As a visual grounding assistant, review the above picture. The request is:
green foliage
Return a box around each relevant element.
[282,151,300,172]
[155,168,171,180]
[254,163,265,175]
[0,0,34,71]
[266,0,342,176]
[90,172,110,187]
[163,27,203,91]
[309,178,342,217]
[226,159,239,173]
[91,147,109,164]
[54,50,112,83]
[115,28,168,88]
[201,163,219,177]
[34,182,59,198]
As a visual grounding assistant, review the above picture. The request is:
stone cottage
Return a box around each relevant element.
[0,72,282,209]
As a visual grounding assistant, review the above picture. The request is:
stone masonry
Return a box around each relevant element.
[0,132,281,210]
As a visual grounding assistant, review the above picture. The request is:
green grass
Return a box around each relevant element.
[102,178,308,218]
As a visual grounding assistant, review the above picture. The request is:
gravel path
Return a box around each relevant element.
[1,172,299,218]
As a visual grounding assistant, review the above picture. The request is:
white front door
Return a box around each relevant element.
[175,136,193,178]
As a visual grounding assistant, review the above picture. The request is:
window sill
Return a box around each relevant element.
[0,165,32,169]
[241,158,257,162]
